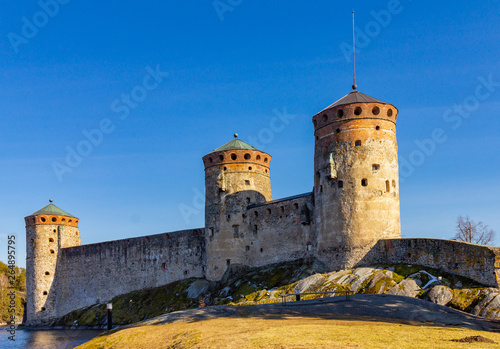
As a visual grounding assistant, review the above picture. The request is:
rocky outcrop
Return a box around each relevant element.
[427,286,453,305]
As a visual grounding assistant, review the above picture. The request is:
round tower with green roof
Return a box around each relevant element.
[24,200,81,325]
[202,134,272,280]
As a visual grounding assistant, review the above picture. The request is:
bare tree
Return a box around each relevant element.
[454,215,496,245]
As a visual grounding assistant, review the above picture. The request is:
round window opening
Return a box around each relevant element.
[230,153,237,160]
[219,155,224,161]
[322,114,328,122]
[52,217,57,222]
[244,153,251,160]
[354,107,362,116]
[372,106,380,115]
[337,109,344,118]
[41,217,46,222]
[387,109,393,117]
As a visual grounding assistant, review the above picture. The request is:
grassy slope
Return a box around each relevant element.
[77,315,500,349]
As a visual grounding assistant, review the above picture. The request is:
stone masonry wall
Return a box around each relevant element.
[52,228,205,322]
[360,238,500,287]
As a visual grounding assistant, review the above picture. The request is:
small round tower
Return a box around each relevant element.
[202,134,272,280]
[312,89,401,269]
[24,200,81,326]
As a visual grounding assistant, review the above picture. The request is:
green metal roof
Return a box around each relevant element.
[29,203,75,218]
[210,134,259,153]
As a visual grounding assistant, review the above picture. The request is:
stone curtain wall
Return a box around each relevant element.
[245,194,315,267]
[361,238,500,287]
[55,229,205,319]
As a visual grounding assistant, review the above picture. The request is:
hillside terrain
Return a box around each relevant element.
[0,261,26,324]
[53,259,500,328]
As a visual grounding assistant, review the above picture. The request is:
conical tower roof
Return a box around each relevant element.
[28,202,75,218]
[209,134,259,153]
[318,90,389,114]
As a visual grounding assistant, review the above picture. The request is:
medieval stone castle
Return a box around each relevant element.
[25,87,500,326]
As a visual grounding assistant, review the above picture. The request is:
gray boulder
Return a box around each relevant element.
[427,286,453,306]
[187,279,210,299]
[387,279,421,298]
[294,274,326,293]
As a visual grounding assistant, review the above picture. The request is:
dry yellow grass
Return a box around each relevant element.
[77,315,500,349]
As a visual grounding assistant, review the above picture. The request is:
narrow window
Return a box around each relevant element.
[209,228,214,237]
[387,109,393,117]
[260,248,263,253]
[361,179,368,187]
[227,214,231,221]
[355,140,362,146]
[256,155,261,160]
[372,106,380,115]
[337,109,344,118]
[254,211,258,217]
[226,259,231,266]
[246,197,250,204]
[245,246,250,252]
[320,185,323,193]
[322,114,328,122]
[267,208,271,215]
[293,203,299,210]
[280,206,284,213]
[264,158,268,163]
[43,291,48,295]
[386,180,390,192]
[253,225,258,235]
[50,249,55,254]
[184,270,188,275]
[307,244,312,251]
[233,225,239,237]
[338,181,343,188]
[336,128,340,134]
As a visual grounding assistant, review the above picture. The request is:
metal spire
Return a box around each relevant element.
[352,11,357,91]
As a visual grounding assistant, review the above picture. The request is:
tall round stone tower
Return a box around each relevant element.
[203,134,272,280]
[24,200,81,325]
[312,89,401,269]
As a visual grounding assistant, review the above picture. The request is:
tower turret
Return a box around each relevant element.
[24,200,80,325]
[203,134,272,280]
[312,90,401,269]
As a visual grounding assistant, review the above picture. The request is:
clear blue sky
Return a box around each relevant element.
[1,0,499,267]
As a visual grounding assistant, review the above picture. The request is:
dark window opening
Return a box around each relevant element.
[336,128,340,134]
[49,238,54,242]
[256,155,261,160]
[246,197,250,204]
[355,140,362,146]
[45,271,50,276]
[386,180,390,192]
[245,246,250,252]
[248,166,252,171]
[293,203,299,210]
[260,248,263,253]
[51,217,57,222]
[372,164,380,171]
[253,225,258,235]
[280,206,284,213]
[322,114,328,122]
[43,291,48,295]
[219,155,224,161]
[372,106,380,115]
[354,107,362,115]
[254,211,258,217]
[50,249,55,254]
[41,307,46,311]
[387,109,393,117]
[245,180,250,185]
[376,126,380,130]
[267,208,271,215]
[361,179,368,187]
[231,153,237,160]
[338,181,344,188]
[337,109,344,118]
[244,153,251,160]
[226,259,231,266]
